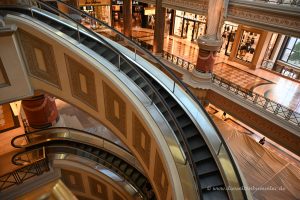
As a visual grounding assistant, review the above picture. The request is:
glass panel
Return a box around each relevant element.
[281,49,291,61]
[287,37,296,49]
[287,39,300,67]
[174,16,183,36]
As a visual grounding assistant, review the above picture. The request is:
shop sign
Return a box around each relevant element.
[112,0,139,5]
[79,0,110,6]
[144,7,155,15]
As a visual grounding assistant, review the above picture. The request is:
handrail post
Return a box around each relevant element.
[134,48,137,61]
[118,55,121,71]
[172,81,175,93]
[217,142,223,156]
[77,24,80,42]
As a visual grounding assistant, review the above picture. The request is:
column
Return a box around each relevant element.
[153,0,166,54]
[21,94,59,129]
[123,0,132,37]
[195,0,225,73]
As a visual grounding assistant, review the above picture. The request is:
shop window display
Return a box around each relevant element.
[236,30,260,63]
[173,10,206,41]
[220,22,238,56]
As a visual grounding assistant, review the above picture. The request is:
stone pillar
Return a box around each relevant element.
[123,0,132,37]
[195,37,222,73]
[194,0,225,73]
[153,0,166,54]
[21,94,59,129]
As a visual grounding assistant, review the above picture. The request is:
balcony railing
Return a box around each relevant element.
[162,51,300,127]
[233,0,300,6]
[0,158,49,191]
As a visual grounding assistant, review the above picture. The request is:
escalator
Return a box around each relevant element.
[11,127,153,199]
[1,1,248,199]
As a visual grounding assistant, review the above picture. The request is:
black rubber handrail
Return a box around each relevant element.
[5,2,203,196]
[11,126,131,153]
[43,2,247,199]
[12,144,148,199]
[2,2,247,199]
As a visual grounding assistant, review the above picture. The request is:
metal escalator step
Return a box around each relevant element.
[202,189,228,200]
[106,154,115,163]
[126,69,138,78]
[136,177,147,188]
[119,162,128,172]
[183,125,198,138]
[131,171,140,182]
[199,172,225,189]
[177,116,192,128]
[125,167,134,176]
[92,46,107,55]
[197,159,218,176]
[112,158,122,167]
[192,147,212,163]
[187,135,205,150]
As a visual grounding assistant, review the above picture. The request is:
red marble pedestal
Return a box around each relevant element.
[21,94,59,129]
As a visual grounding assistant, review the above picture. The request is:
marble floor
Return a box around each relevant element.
[126,27,300,113]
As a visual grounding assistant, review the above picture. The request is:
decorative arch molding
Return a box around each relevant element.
[3,14,194,200]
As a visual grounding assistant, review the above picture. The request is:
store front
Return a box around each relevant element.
[111,0,145,28]
[228,25,270,69]
[173,10,206,42]
[220,21,238,56]
[79,0,111,27]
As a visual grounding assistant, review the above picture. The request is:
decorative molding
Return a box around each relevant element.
[113,191,126,200]
[154,152,169,200]
[18,29,61,88]
[227,5,300,37]
[65,54,98,111]
[103,81,127,137]
[61,169,85,193]
[88,176,108,199]
[0,57,10,88]
[132,113,151,169]
[163,0,208,15]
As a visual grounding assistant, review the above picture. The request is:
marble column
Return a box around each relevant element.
[153,0,166,54]
[195,0,225,73]
[21,94,59,129]
[195,37,222,73]
[123,0,132,37]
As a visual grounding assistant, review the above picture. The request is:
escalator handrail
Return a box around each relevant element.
[45,2,247,198]
[5,3,203,195]
[12,145,148,199]
[3,1,246,198]
[49,0,247,194]
[11,126,130,152]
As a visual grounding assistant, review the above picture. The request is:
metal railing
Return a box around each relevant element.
[161,51,300,127]
[212,74,300,127]
[1,1,249,199]
[261,59,300,81]
[235,0,300,6]
[162,50,195,72]
[0,158,49,191]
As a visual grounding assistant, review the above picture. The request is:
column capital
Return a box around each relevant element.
[197,35,223,52]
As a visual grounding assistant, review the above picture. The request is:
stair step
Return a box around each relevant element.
[192,147,212,163]
[199,173,224,189]
[187,135,205,150]
[202,189,228,200]
[197,159,218,176]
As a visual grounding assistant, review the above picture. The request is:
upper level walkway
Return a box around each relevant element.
[126,27,300,114]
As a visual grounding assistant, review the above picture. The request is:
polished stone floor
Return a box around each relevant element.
[127,27,300,113]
